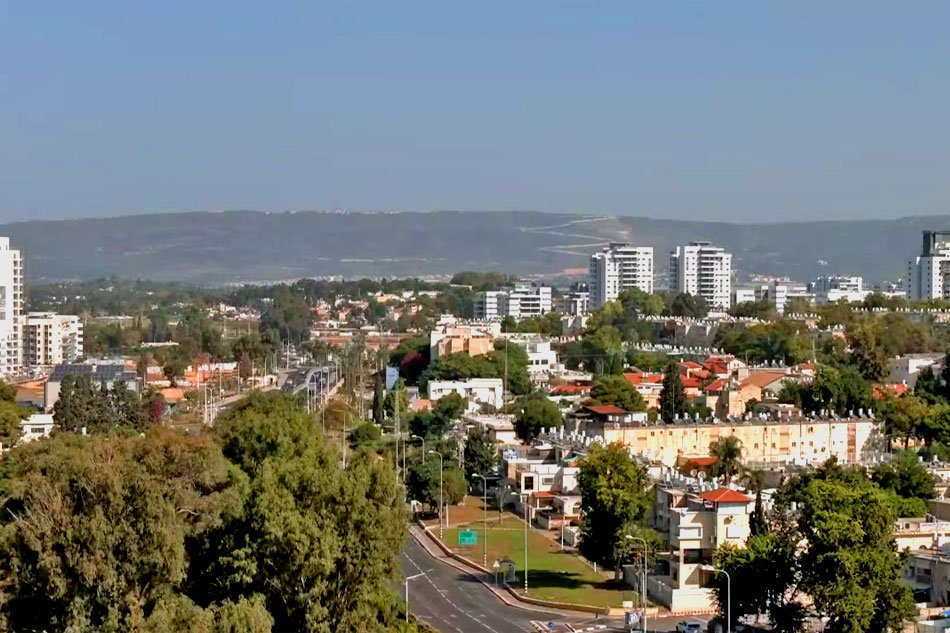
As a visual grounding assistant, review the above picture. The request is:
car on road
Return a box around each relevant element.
[676,622,703,633]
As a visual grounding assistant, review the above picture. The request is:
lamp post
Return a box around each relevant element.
[702,565,731,633]
[521,492,529,594]
[474,473,488,567]
[411,434,426,458]
[625,535,648,633]
[428,450,444,539]
[404,572,426,622]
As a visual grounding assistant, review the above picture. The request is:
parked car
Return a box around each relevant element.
[677,622,703,633]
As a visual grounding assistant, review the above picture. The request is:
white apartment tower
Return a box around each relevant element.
[25,313,84,369]
[589,243,654,308]
[669,241,732,311]
[0,238,24,376]
[908,231,950,301]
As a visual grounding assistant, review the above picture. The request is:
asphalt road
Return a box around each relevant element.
[400,532,712,633]
[401,535,594,633]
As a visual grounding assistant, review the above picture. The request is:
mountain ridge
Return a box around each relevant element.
[2,210,944,285]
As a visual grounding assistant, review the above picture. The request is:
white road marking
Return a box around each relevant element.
[403,551,504,633]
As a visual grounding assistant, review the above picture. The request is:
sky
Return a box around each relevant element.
[1,1,950,224]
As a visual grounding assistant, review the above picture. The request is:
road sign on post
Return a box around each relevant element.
[458,530,478,546]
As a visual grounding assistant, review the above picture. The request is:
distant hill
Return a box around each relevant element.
[1,210,942,285]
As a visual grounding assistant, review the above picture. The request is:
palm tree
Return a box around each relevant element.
[709,436,743,483]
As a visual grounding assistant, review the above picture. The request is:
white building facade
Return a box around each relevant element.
[473,284,553,319]
[908,231,950,301]
[669,241,732,311]
[589,243,654,308]
[25,312,84,369]
[0,238,24,377]
[427,378,504,412]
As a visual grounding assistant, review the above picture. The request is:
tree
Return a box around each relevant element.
[383,378,409,419]
[668,292,708,318]
[589,375,646,412]
[577,442,652,566]
[409,393,466,439]
[871,449,936,503]
[350,421,382,448]
[407,458,466,512]
[513,393,562,442]
[709,436,743,483]
[712,531,805,633]
[197,392,411,633]
[0,428,245,633]
[463,427,496,484]
[659,362,687,422]
[797,479,915,633]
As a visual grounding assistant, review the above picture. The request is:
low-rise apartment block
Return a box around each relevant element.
[25,312,83,369]
[473,283,553,319]
[568,414,884,468]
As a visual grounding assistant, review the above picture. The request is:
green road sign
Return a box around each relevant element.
[458,530,478,546]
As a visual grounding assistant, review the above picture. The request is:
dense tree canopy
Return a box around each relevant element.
[0,391,422,633]
[513,393,563,442]
[577,442,652,566]
[588,375,646,412]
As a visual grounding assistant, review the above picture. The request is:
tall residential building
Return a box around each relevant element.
[473,283,552,319]
[558,282,590,316]
[0,238,24,377]
[588,243,654,308]
[908,230,950,301]
[669,241,732,311]
[25,313,84,369]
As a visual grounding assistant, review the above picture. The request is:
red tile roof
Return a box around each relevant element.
[687,456,719,467]
[681,361,702,369]
[586,405,629,415]
[705,378,729,393]
[700,488,753,504]
[550,384,591,394]
[681,377,701,389]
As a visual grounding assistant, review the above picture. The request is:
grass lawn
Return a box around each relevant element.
[437,498,636,609]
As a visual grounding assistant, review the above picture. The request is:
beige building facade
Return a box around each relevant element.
[584,417,883,467]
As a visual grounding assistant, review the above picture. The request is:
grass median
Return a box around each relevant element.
[436,499,635,609]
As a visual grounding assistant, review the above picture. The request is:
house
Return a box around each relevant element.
[623,372,664,409]
[18,413,54,444]
[584,404,646,426]
[464,414,517,444]
[647,486,753,613]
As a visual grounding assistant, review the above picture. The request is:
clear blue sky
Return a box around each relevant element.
[2,0,949,223]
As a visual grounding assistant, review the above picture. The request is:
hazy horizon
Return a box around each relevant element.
[3,1,950,224]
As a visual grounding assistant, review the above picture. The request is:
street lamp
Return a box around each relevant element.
[428,450,444,539]
[624,535,648,633]
[404,572,426,622]
[521,492,529,594]
[474,473,489,567]
[411,434,426,457]
[701,564,731,633]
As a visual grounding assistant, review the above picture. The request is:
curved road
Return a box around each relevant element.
[401,533,598,633]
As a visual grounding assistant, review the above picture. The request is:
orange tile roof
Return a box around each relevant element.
[700,488,753,504]
[586,405,629,415]
[740,371,788,389]
[681,377,701,388]
[687,456,719,467]
[411,399,432,412]
[705,378,729,393]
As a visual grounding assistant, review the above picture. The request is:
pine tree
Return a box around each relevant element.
[659,362,687,422]
[750,489,767,536]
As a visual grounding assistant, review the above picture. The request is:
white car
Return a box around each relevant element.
[676,622,702,633]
